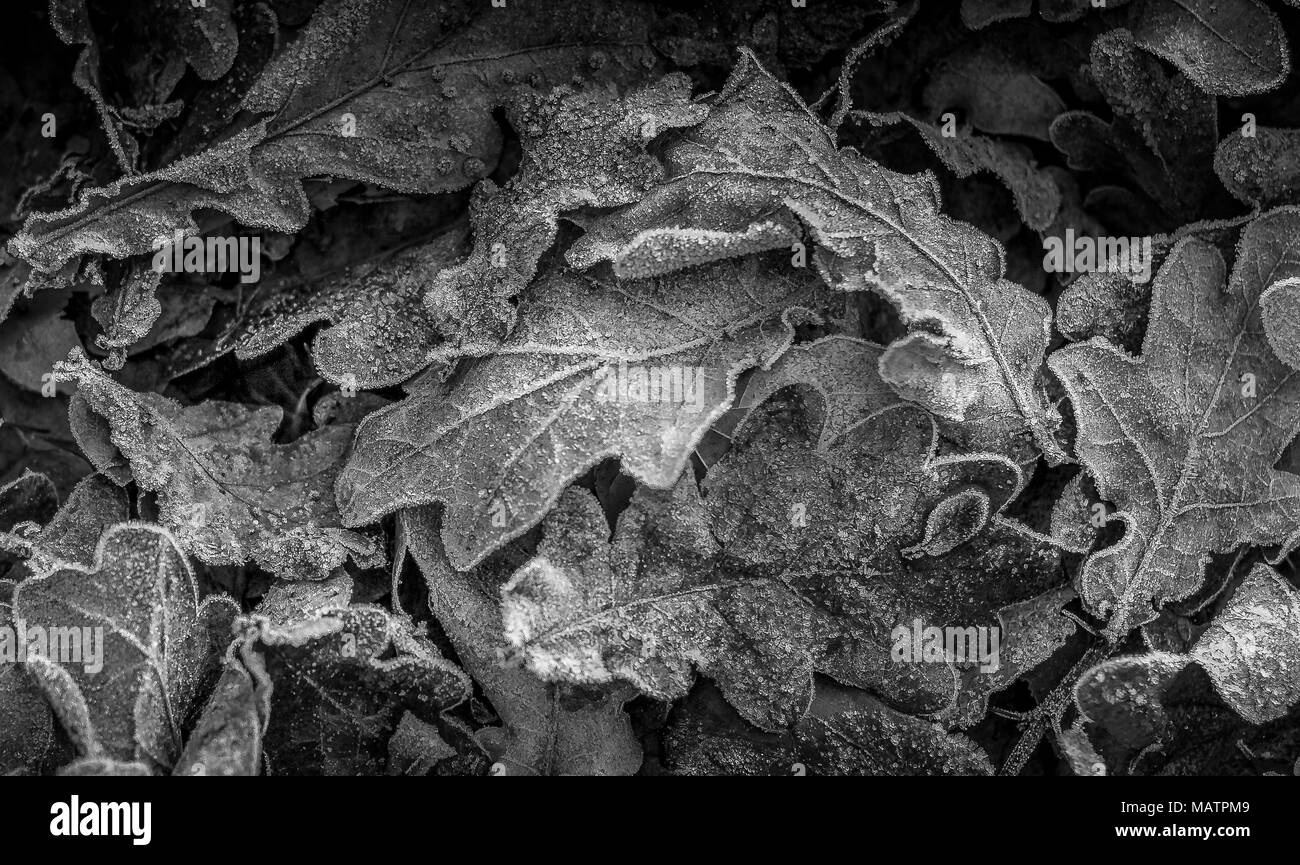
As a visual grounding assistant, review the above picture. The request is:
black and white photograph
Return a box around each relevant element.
[0,0,1296,821]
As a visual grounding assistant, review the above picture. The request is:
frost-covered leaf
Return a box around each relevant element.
[94,278,218,370]
[1049,209,1300,638]
[3,472,127,582]
[30,473,125,559]
[0,470,58,542]
[12,522,239,770]
[1055,215,1250,349]
[49,0,238,171]
[232,225,468,389]
[385,712,460,776]
[1074,563,1300,764]
[1049,29,1217,219]
[88,266,164,371]
[1215,126,1300,208]
[56,348,382,579]
[244,605,470,775]
[423,74,709,355]
[217,68,706,388]
[1049,473,1100,554]
[1056,268,1154,349]
[58,757,155,776]
[0,659,59,774]
[0,471,62,773]
[11,0,663,281]
[402,507,642,776]
[500,343,1065,729]
[862,112,1062,231]
[663,680,993,776]
[568,49,1067,463]
[1261,275,1300,371]
[255,572,356,626]
[1127,0,1289,96]
[338,254,831,570]
[51,0,239,103]
[173,648,271,777]
[1191,564,1300,723]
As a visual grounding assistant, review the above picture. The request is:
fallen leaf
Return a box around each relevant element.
[1127,0,1289,96]
[501,339,1064,729]
[568,48,1067,463]
[244,604,470,775]
[11,0,664,282]
[13,522,239,770]
[663,679,993,776]
[1049,208,1300,638]
[401,506,642,776]
[1215,126,1300,208]
[338,254,832,570]
[57,347,383,579]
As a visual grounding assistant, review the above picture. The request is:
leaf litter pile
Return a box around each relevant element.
[2,0,1300,777]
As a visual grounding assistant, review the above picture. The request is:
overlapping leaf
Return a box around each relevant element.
[10,0,664,283]
[232,225,469,389]
[12,522,238,771]
[956,0,1291,97]
[401,507,642,776]
[567,48,1066,463]
[500,337,1069,730]
[242,605,470,775]
[56,348,382,579]
[172,646,270,777]
[423,74,709,355]
[861,112,1063,231]
[1216,126,1300,209]
[337,254,833,570]
[662,680,993,776]
[1125,0,1289,97]
[1050,208,1300,638]
[1049,29,1217,221]
[1072,564,1300,773]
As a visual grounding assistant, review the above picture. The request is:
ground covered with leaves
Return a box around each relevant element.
[2,0,1300,776]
